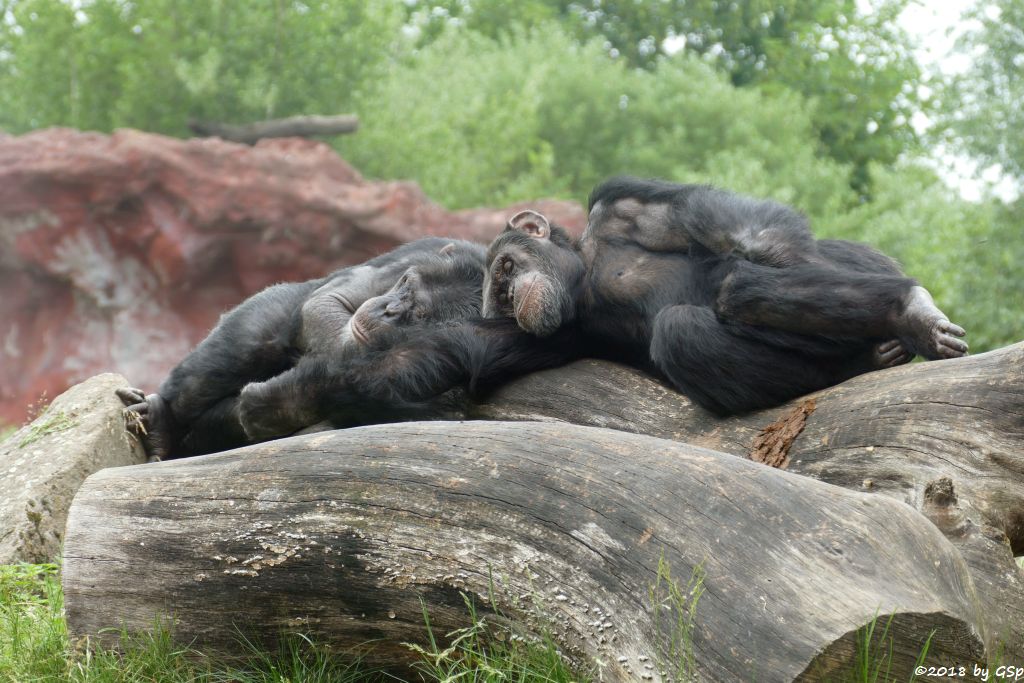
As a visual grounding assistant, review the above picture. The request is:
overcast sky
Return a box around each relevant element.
[895,0,1018,201]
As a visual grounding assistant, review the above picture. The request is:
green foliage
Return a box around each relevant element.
[343,24,854,220]
[402,0,924,192]
[941,0,1024,186]
[0,0,402,135]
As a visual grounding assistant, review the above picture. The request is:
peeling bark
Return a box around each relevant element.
[749,399,815,468]
[63,421,985,682]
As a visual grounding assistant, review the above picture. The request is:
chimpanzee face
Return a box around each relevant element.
[483,210,584,337]
[347,247,483,350]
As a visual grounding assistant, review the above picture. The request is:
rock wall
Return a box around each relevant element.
[0,128,585,425]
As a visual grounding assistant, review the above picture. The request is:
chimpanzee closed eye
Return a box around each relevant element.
[117,237,486,460]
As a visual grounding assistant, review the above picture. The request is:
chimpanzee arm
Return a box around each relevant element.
[237,319,578,440]
[590,178,818,266]
[677,186,819,266]
[300,237,470,353]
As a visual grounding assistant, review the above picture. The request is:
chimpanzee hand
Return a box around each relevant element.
[115,387,175,462]
[872,339,913,369]
[237,377,316,442]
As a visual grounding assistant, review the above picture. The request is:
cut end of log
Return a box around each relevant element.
[797,612,985,683]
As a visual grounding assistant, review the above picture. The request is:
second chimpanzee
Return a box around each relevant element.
[117,237,486,459]
[479,176,968,414]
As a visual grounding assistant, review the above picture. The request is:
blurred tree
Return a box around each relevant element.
[0,0,403,135]
[941,0,1024,186]
[342,24,854,220]
[402,0,924,193]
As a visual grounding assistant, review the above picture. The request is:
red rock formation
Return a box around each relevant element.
[0,128,586,425]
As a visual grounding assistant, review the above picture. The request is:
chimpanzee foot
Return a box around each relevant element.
[115,387,174,461]
[896,286,969,360]
[238,382,300,442]
[873,339,913,369]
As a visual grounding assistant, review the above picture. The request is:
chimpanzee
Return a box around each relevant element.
[116,237,486,459]
[478,176,968,414]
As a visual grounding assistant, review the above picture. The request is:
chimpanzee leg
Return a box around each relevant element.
[650,305,868,415]
[117,281,317,459]
[236,356,336,442]
[159,281,317,421]
[715,261,967,359]
[175,396,250,457]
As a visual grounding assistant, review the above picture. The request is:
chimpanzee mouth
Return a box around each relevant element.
[350,319,371,345]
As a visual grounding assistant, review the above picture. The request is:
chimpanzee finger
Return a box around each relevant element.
[940,321,967,338]
[115,387,146,406]
[876,339,902,354]
[939,337,969,356]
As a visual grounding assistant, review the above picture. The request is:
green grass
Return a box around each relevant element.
[832,613,933,683]
[16,410,78,449]
[2,562,997,682]
[0,564,587,683]
[409,594,585,683]
[649,555,704,682]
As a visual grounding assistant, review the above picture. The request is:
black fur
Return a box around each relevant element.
[118,237,487,459]
[479,176,967,415]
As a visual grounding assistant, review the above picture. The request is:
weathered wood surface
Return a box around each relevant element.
[473,343,1024,659]
[188,114,359,143]
[64,421,984,682]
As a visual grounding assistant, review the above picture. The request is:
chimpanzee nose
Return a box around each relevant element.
[384,300,404,317]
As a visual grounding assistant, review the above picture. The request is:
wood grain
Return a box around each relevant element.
[64,421,985,681]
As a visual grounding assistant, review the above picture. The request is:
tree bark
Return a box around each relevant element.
[188,114,359,144]
[63,421,985,682]
[471,343,1024,660]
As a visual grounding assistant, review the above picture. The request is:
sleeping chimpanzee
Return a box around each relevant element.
[479,176,968,414]
[116,237,486,459]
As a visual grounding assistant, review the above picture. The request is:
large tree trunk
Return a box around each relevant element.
[472,343,1024,660]
[63,421,984,682]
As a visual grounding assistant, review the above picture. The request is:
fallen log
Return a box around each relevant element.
[63,421,985,681]
[472,343,1024,659]
[188,114,359,144]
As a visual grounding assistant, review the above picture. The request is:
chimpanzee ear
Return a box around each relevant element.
[438,242,457,257]
[506,210,550,240]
